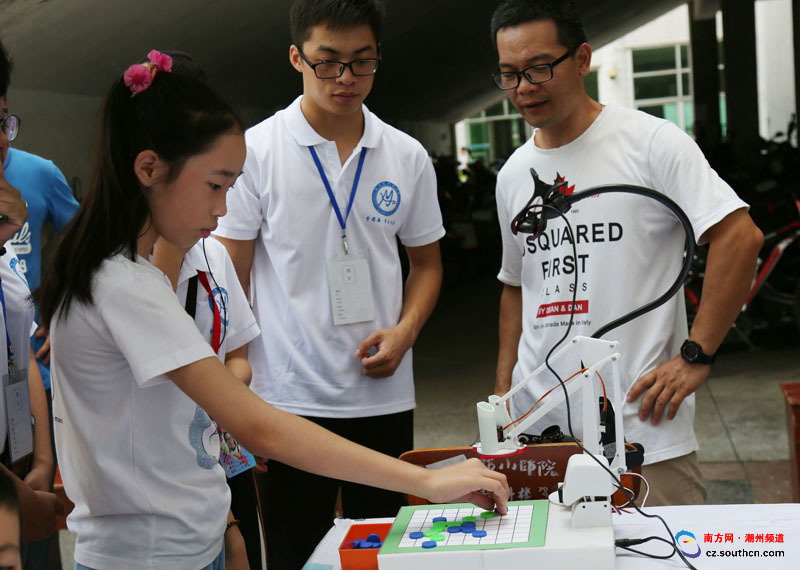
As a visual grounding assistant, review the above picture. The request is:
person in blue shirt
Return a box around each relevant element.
[5,149,77,294]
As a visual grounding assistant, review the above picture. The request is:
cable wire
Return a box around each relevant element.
[201,238,228,347]
[526,199,698,570]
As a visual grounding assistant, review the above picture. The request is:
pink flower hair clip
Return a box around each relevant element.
[123,49,174,95]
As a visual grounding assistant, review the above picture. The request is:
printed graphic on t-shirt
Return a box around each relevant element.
[188,405,219,470]
[9,258,28,286]
[8,222,32,256]
[524,174,625,332]
[553,173,575,196]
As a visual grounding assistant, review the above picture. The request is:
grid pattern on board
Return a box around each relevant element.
[398,504,533,548]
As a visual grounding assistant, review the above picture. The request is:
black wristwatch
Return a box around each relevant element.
[680,339,716,365]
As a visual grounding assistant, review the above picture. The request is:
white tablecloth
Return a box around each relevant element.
[304,504,800,569]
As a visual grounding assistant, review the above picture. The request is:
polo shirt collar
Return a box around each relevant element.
[285,95,383,149]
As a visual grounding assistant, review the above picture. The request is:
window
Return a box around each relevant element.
[457,99,531,165]
[632,44,694,134]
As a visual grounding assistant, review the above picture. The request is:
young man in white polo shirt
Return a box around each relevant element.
[214,1,443,566]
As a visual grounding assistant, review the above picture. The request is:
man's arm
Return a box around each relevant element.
[628,208,763,424]
[215,237,255,296]
[355,241,442,378]
[495,284,522,396]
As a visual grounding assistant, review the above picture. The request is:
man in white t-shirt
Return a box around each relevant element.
[490,0,763,506]
[214,1,443,566]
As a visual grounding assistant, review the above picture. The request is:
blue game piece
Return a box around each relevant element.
[432,517,447,523]
[352,539,363,549]
[363,541,381,549]
[409,531,424,539]
[472,530,487,538]
[422,541,437,548]
[461,521,476,529]
[366,533,380,542]
[447,526,461,533]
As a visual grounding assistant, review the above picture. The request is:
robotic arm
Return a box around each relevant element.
[475,335,627,527]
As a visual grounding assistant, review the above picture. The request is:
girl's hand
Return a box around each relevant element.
[0,158,28,245]
[23,465,52,493]
[419,458,509,514]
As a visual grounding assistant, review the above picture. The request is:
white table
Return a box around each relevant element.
[304,503,800,569]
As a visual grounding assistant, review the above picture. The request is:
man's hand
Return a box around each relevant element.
[0,157,28,244]
[34,325,51,365]
[627,355,710,424]
[355,324,414,378]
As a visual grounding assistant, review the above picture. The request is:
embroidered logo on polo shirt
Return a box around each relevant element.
[372,181,401,216]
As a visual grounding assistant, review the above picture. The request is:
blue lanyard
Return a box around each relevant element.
[0,278,14,363]
[308,146,368,254]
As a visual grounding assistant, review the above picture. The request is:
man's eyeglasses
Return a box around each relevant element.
[296,47,380,79]
[492,48,575,90]
[1,114,20,142]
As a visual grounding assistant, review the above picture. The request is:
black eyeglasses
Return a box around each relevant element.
[1,114,20,142]
[296,47,380,79]
[492,48,575,90]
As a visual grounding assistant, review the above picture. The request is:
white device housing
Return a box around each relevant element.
[474,336,628,529]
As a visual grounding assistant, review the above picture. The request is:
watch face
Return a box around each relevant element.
[684,343,700,360]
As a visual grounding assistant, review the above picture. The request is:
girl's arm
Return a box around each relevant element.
[168,357,508,512]
[224,345,251,387]
[23,350,54,492]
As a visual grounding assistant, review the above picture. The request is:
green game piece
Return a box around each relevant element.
[480,511,495,519]
[432,534,447,541]
[461,516,477,522]
[424,530,438,537]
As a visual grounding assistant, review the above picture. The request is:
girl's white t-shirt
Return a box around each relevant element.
[495,105,748,465]
[0,245,35,455]
[51,254,229,570]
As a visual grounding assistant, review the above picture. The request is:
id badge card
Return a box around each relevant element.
[217,424,256,479]
[328,252,375,326]
[4,362,33,463]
